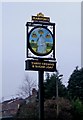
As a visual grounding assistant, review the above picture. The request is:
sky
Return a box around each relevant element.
[29,27,53,43]
[1,2,81,101]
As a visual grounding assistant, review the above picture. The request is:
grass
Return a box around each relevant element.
[30,42,53,53]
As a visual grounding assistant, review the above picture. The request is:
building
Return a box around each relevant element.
[0,98,24,119]
[25,88,38,104]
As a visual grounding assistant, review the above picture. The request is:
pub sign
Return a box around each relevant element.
[25,13,56,71]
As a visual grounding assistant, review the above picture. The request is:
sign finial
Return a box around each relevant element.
[37,13,44,17]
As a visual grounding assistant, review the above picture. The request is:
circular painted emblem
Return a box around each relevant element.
[29,26,53,56]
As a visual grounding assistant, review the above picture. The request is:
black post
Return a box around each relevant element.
[56,77,59,116]
[38,70,44,120]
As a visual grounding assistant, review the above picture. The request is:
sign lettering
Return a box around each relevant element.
[32,16,50,22]
[25,60,56,71]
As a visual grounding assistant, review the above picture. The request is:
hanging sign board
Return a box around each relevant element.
[25,60,56,72]
[25,13,56,72]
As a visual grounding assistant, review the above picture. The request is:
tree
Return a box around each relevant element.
[72,98,83,120]
[44,72,68,99]
[67,67,83,100]
[18,75,37,98]
[31,40,34,43]
[16,97,73,120]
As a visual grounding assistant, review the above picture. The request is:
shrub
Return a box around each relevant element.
[72,99,83,120]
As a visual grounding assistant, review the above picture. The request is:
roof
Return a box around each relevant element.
[0,98,25,118]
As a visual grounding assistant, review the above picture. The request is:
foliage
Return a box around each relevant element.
[16,67,83,120]
[16,98,73,120]
[44,73,68,99]
[71,99,83,120]
[57,98,73,120]
[44,98,73,120]
[16,102,39,120]
[67,67,83,100]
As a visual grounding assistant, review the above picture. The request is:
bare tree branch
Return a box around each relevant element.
[18,75,37,98]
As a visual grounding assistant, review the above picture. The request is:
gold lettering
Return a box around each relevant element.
[32,16,50,22]
[32,65,34,68]
[46,66,53,69]
[35,65,45,68]
[32,62,41,65]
